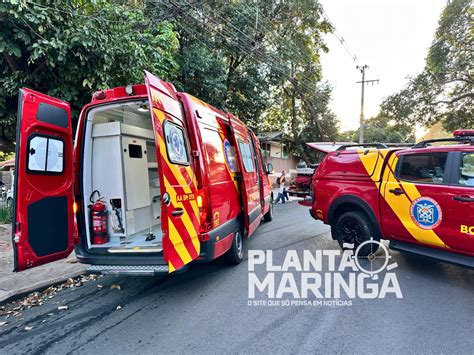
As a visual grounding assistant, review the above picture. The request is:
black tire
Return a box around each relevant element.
[333,211,378,257]
[263,202,273,222]
[225,225,244,265]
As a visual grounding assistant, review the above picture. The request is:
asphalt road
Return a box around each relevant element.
[1,203,473,354]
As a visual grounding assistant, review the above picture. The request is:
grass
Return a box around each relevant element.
[0,205,12,224]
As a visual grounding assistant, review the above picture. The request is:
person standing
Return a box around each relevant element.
[274,170,287,204]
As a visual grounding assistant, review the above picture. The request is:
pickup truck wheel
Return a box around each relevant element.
[225,226,244,265]
[263,202,273,222]
[334,211,378,257]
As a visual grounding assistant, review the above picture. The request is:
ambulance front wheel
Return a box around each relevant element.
[333,211,379,257]
[225,225,244,265]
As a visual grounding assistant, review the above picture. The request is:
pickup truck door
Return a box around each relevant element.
[228,113,262,237]
[12,89,75,271]
[145,71,200,272]
[380,151,447,249]
[443,151,474,255]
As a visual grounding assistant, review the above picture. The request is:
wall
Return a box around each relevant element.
[266,156,297,173]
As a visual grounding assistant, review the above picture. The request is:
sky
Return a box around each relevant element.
[319,0,446,132]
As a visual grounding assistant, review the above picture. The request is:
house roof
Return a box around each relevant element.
[257,131,293,142]
[0,158,15,170]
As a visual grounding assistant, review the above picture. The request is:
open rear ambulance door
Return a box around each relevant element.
[13,88,75,271]
[144,71,201,273]
[228,113,262,237]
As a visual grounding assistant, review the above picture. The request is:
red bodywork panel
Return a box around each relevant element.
[13,89,75,271]
[311,144,474,258]
[228,113,263,237]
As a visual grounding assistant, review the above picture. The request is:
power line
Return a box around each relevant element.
[167,0,326,98]
[319,6,359,64]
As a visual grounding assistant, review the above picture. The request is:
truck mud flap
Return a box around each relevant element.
[389,240,474,269]
[87,264,169,276]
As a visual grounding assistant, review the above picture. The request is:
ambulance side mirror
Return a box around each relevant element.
[266,163,273,174]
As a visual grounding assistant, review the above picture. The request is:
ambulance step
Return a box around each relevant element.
[389,240,474,269]
[87,264,169,275]
[107,247,163,253]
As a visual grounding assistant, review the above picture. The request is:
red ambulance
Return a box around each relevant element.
[11,71,273,275]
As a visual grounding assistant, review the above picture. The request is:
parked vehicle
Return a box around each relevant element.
[310,130,474,268]
[12,72,273,275]
[290,142,354,200]
[287,162,318,198]
[6,188,13,208]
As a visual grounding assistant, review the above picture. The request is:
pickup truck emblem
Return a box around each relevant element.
[410,197,442,230]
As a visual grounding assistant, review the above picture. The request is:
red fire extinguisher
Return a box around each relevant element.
[88,190,108,245]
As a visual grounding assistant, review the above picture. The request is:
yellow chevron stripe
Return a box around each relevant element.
[184,165,197,191]
[358,151,445,247]
[152,107,197,191]
[163,176,200,250]
[168,219,192,264]
[150,88,201,268]
[169,263,175,273]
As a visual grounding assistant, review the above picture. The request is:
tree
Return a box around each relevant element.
[381,0,473,131]
[150,0,335,142]
[0,0,179,150]
[340,113,415,143]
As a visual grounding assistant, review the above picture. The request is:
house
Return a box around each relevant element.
[257,131,298,174]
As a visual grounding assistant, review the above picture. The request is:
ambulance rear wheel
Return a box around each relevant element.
[333,211,378,257]
[264,202,273,222]
[225,226,244,265]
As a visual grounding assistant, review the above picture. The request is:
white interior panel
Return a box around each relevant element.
[91,134,125,238]
[122,136,150,210]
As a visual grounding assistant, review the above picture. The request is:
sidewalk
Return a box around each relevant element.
[0,224,86,304]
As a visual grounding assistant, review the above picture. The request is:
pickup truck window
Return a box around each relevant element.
[459,153,474,187]
[396,152,448,185]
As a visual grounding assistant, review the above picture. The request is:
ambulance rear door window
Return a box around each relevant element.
[163,121,189,165]
[27,134,64,174]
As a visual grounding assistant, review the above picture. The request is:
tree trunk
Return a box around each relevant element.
[289,77,324,140]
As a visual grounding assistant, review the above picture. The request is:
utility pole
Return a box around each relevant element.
[356,65,379,143]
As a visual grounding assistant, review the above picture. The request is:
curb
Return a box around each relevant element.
[0,269,85,306]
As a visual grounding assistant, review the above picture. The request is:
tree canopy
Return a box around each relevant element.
[338,113,415,144]
[1,0,339,160]
[0,0,179,150]
[153,0,336,150]
[380,0,473,131]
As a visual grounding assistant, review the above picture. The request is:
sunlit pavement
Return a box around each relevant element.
[0,203,472,354]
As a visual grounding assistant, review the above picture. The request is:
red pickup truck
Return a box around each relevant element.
[310,130,474,268]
